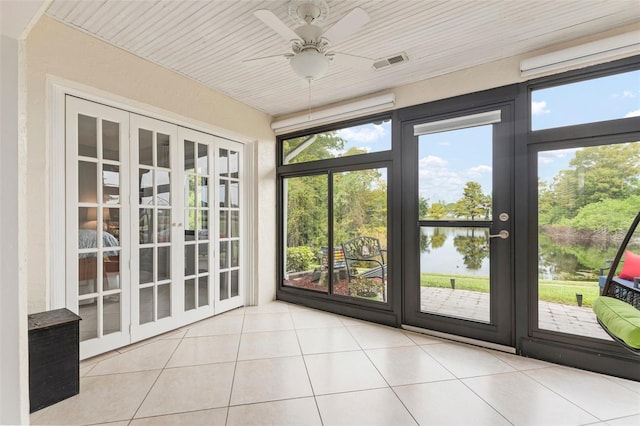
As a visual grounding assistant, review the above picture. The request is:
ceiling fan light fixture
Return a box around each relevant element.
[290,49,330,80]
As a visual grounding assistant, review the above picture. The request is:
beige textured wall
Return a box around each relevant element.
[26,17,275,312]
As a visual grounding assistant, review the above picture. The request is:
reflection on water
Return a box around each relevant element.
[421,227,489,276]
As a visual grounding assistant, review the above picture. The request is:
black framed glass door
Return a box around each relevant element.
[402,106,514,347]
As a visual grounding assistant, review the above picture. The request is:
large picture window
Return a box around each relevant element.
[279,118,392,305]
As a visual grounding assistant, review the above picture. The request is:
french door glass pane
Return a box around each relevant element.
[282,175,328,293]
[78,114,97,158]
[139,287,154,324]
[102,120,120,161]
[79,298,98,341]
[537,141,640,339]
[157,284,171,319]
[185,278,196,310]
[185,140,195,173]
[198,144,208,174]
[103,294,121,336]
[139,129,153,166]
[103,165,120,204]
[198,276,209,306]
[79,161,98,203]
[157,133,171,168]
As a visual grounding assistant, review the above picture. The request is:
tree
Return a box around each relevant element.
[453,181,487,220]
[428,202,448,219]
[543,143,640,224]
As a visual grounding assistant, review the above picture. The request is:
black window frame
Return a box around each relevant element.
[276,113,402,326]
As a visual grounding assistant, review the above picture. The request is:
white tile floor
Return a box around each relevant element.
[31,301,640,426]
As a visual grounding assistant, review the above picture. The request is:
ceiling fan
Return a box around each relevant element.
[246,0,373,81]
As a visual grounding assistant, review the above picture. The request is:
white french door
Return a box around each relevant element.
[66,96,132,358]
[65,96,245,358]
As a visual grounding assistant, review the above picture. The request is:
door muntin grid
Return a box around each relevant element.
[218,148,241,301]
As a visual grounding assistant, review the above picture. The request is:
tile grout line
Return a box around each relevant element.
[224,308,247,425]
[128,325,190,423]
[290,305,326,426]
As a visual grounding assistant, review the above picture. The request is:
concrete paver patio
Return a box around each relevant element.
[420,287,611,340]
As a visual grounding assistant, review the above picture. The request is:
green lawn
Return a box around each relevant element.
[421,273,600,307]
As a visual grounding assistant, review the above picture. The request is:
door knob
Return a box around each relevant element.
[489,230,509,239]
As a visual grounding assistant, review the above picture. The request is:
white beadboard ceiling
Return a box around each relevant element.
[45,0,640,117]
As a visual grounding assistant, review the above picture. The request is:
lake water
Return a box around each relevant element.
[420,226,622,281]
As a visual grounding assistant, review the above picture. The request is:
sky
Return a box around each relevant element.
[335,70,640,204]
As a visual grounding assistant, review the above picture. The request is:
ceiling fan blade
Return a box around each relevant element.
[331,52,374,70]
[321,7,370,44]
[254,9,301,42]
[243,53,292,66]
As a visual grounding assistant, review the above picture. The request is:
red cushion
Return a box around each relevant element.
[619,250,640,280]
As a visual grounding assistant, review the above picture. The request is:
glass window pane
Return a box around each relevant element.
[139,129,153,166]
[283,119,392,165]
[220,271,229,300]
[79,297,98,341]
[157,170,171,206]
[229,151,239,178]
[79,207,97,233]
[158,247,171,281]
[231,270,239,297]
[139,287,154,324]
[78,254,97,295]
[103,294,121,335]
[158,284,171,319]
[219,149,228,176]
[219,211,228,238]
[229,182,239,208]
[537,141,640,340]
[185,140,195,173]
[102,119,119,161]
[198,143,208,174]
[186,175,196,207]
[198,243,209,273]
[103,165,120,205]
[103,252,120,291]
[219,180,228,207]
[139,208,154,244]
[139,169,153,205]
[79,161,98,203]
[199,177,209,208]
[78,114,97,158]
[185,244,196,276]
[198,210,208,240]
[418,125,492,221]
[157,133,170,168]
[333,168,388,302]
[532,70,640,131]
[220,241,228,269]
[185,279,196,311]
[139,247,154,284]
[420,226,490,322]
[231,211,240,238]
[231,240,239,267]
[157,209,171,243]
[283,175,328,293]
[103,208,120,243]
[184,210,196,241]
[198,276,209,307]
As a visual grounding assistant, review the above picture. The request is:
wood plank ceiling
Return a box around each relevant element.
[46,0,640,117]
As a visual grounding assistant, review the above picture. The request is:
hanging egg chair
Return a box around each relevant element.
[593,210,640,353]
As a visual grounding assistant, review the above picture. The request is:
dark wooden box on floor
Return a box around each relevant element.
[28,308,82,413]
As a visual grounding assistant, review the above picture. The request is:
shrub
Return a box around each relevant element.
[286,246,316,272]
[349,276,384,297]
